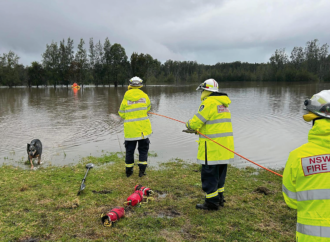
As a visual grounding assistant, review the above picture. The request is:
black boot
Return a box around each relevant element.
[196,201,219,211]
[219,193,226,207]
[126,167,133,177]
[139,168,146,177]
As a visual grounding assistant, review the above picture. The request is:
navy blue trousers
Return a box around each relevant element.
[201,164,227,205]
[124,138,150,171]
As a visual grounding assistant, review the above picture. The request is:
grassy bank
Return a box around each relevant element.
[0,153,296,241]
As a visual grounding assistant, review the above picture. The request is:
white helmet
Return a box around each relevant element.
[196,78,219,92]
[304,90,330,120]
[129,76,143,87]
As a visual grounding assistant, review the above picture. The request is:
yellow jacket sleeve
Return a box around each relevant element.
[282,151,298,209]
[118,99,126,119]
[186,101,211,130]
[147,96,151,112]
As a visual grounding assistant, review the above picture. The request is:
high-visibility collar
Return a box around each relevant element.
[128,85,142,90]
[308,119,330,148]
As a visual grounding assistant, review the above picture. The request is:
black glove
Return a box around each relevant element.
[182,129,197,134]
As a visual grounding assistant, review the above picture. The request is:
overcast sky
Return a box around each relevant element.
[1,0,330,66]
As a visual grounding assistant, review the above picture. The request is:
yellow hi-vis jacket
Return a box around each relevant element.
[118,89,152,141]
[186,94,234,165]
[283,119,330,242]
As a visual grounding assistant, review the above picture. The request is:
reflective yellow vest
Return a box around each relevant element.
[118,89,152,141]
[283,119,330,242]
[186,94,234,165]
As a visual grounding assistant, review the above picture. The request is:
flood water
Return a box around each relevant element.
[1,82,329,169]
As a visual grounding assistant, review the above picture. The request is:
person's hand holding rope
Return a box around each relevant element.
[182,129,197,134]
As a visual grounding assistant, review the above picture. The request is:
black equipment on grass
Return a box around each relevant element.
[77,163,94,195]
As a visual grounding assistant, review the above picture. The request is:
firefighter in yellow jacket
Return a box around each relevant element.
[185,78,234,210]
[283,90,330,241]
[118,76,152,177]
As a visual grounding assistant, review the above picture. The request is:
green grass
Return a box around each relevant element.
[0,153,296,241]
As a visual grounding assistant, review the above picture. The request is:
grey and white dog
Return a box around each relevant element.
[27,139,42,169]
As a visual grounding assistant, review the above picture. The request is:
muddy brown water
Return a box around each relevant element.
[0,82,329,169]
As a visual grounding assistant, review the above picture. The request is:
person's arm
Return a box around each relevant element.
[282,151,298,209]
[118,99,126,119]
[186,101,210,131]
[147,96,151,112]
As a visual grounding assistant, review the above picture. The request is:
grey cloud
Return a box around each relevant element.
[0,0,330,65]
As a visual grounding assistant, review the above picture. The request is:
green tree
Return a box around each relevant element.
[110,43,129,87]
[318,43,329,81]
[17,64,28,86]
[59,39,70,87]
[103,38,112,85]
[42,41,60,87]
[269,48,288,71]
[74,38,88,87]
[57,38,75,87]
[0,51,20,87]
[143,54,161,85]
[305,39,320,75]
[28,62,44,87]
[66,38,75,83]
[94,40,104,86]
[290,46,305,70]
[130,53,154,84]
[88,37,96,85]
[269,48,289,81]
[130,52,143,78]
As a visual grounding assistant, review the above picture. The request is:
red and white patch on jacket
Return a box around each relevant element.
[217,105,229,113]
[301,154,330,176]
[127,98,146,105]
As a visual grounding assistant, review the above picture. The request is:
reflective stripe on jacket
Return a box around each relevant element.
[118,89,152,141]
[283,119,330,241]
[186,94,234,165]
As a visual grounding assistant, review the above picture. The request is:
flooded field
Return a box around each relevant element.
[1,82,329,169]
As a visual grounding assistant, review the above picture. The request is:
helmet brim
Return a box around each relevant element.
[196,80,219,92]
[196,87,218,92]
[305,103,330,119]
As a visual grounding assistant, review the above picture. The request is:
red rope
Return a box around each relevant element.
[148,112,283,178]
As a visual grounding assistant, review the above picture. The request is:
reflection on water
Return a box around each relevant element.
[1,82,330,169]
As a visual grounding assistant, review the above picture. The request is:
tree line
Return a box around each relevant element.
[0,38,329,87]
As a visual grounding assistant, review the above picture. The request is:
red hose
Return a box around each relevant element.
[148,112,283,178]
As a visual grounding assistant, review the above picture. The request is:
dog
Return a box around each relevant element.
[27,139,42,169]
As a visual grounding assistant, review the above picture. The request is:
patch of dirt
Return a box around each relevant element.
[37,199,53,205]
[181,221,198,240]
[56,198,79,209]
[20,185,28,192]
[156,208,181,218]
[124,206,135,215]
[19,237,40,242]
[254,186,272,195]
[92,190,112,194]
[159,229,184,242]
[155,190,169,199]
